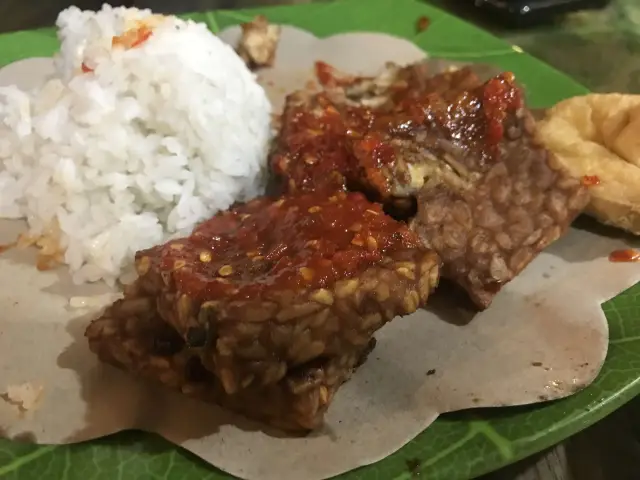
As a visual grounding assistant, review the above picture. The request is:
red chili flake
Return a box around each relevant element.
[81,62,94,74]
[355,133,394,166]
[482,73,522,155]
[581,175,601,187]
[314,61,336,87]
[416,16,431,33]
[609,249,640,263]
[130,27,153,48]
[112,25,153,49]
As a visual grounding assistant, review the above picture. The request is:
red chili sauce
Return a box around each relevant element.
[609,249,640,263]
[276,65,523,197]
[581,175,601,187]
[270,96,363,194]
[154,191,423,301]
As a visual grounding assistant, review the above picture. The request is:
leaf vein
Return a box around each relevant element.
[218,10,256,24]
[205,11,220,34]
[427,49,518,59]
[392,428,478,480]
[609,335,640,345]
[0,445,56,477]
[470,420,513,460]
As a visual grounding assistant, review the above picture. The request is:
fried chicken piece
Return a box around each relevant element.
[270,63,484,203]
[236,15,281,69]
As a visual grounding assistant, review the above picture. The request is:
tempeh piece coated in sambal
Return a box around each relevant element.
[407,73,590,308]
[86,308,375,431]
[102,191,440,395]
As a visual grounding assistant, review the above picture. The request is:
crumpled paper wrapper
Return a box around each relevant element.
[0,25,639,480]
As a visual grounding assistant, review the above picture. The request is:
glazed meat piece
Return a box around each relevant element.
[86,308,375,431]
[270,63,484,202]
[94,191,440,395]
[408,75,590,308]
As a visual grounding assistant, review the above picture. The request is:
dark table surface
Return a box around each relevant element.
[1,1,639,479]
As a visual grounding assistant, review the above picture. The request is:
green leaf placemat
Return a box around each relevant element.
[0,0,638,479]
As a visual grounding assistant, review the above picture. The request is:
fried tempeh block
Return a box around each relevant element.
[86,309,375,431]
[93,191,440,395]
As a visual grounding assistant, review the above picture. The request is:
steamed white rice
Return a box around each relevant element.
[0,5,272,285]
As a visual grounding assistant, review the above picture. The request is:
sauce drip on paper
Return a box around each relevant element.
[609,249,640,263]
[416,16,430,33]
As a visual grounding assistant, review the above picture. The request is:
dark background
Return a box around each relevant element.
[0,0,320,32]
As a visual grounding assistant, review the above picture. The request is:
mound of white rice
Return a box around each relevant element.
[0,5,272,285]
